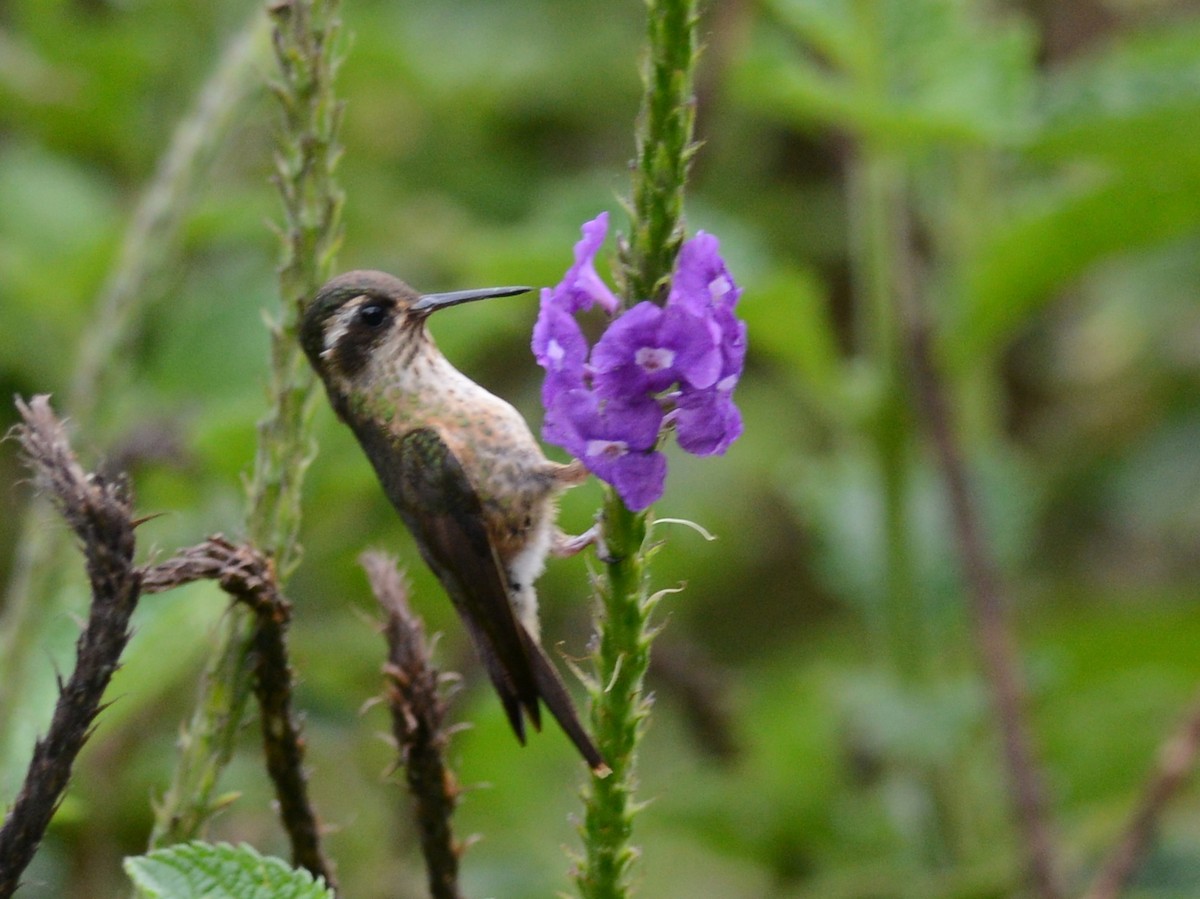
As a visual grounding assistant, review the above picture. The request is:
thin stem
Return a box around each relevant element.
[362,553,464,899]
[141,538,336,889]
[618,0,699,306]
[66,17,270,422]
[152,0,344,847]
[577,494,651,899]
[0,398,141,899]
[901,258,1063,898]
[148,613,259,847]
[249,597,331,887]
[648,640,738,763]
[250,0,345,579]
[849,140,960,864]
[1082,689,1200,899]
[847,141,926,686]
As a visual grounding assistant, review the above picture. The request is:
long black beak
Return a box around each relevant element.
[410,285,532,313]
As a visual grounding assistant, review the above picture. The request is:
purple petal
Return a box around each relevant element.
[674,386,743,457]
[545,212,620,315]
[714,306,748,381]
[610,450,668,511]
[591,302,665,395]
[541,387,590,456]
[605,395,666,450]
[658,306,721,390]
[591,302,720,399]
[546,385,667,509]
[668,231,741,314]
[547,388,663,452]
[538,219,746,502]
[533,293,588,379]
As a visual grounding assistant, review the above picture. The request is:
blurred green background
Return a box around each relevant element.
[2,0,1200,897]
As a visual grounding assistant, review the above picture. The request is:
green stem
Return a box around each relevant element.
[577,494,651,899]
[877,338,922,688]
[151,0,344,846]
[619,0,698,306]
[850,147,924,684]
[577,0,698,896]
[839,1,923,685]
[857,147,965,865]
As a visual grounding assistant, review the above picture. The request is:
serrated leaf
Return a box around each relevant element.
[124,841,333,899]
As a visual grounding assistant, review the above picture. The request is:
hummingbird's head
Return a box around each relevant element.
[300,269,531,389]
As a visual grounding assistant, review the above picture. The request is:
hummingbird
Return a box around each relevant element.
[300,269,607,773]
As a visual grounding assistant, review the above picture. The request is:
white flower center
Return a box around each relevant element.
[717,374,738,392]
[547,339,565,366]
[709,275,732,302]
[635,346,675,373]
[586,439,628,459]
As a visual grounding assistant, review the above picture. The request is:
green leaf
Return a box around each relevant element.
[745,0,1036,149]
[124,842,333,899]
[1033,22,1200,167]
[763,0,868,75]
[950,24,1200,367]
[952,164,1200,368]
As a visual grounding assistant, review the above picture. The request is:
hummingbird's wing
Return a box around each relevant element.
[392,428,605,772]
[392,427,540,740]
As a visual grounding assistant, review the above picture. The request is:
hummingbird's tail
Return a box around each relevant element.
[519,629,610,776]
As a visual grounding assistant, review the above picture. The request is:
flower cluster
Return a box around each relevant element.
[533,213,746,510]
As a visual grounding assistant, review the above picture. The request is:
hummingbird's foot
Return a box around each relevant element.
[553,458,590,487]
[552,524,613,562]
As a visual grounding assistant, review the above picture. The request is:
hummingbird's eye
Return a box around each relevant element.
[358,303,387,328]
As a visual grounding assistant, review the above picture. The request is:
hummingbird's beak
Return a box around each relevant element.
[410,285,532,314]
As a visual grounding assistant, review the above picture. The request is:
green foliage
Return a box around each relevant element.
[749,0,1036,148]
[955,21,1200,368]
[125,842,333,899]
[2,0,1200,896]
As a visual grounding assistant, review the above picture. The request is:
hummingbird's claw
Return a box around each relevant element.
[552,524,613,562]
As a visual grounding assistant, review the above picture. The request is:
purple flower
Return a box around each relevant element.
[674,376,744,456]
[532,289,589,405]
[714,305,748,377]
[546,388,667,510]
[670,230,746,385]
[533,217,747,508]
[546,212,620,315]
[668,231,741,315]
[591,301,721,399]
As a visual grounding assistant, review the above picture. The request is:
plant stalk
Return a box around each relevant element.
[151,0,344,846]
[577,0,698,896]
